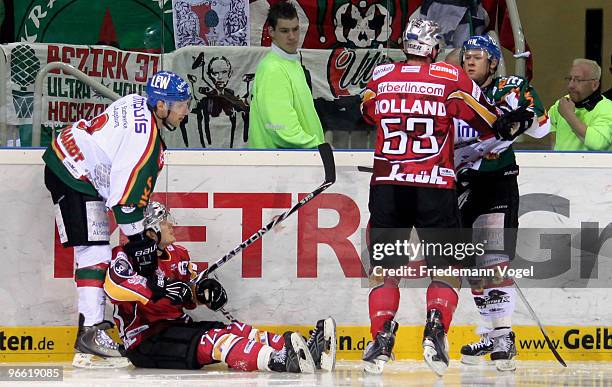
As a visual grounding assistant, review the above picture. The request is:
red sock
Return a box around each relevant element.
[368,282,399,340]
[426,281,458,333]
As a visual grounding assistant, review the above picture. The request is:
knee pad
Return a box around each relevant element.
[368,271,385,288]
[368,273,400,290]
[431,275,462,292]
[468,276,486,293]
[74,245,112,268]
[475,254,513,288]
[472,212,505,249]
[212,333,243,362]
[472,212,517,260]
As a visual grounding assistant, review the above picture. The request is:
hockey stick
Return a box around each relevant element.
[192,143,336,285]
[218,307,238,322]
[209,272,238,322]
[357,165,373,173]
[514,282,567,367]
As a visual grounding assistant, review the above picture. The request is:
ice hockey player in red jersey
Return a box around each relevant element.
[360,18,531,376]
[104,201,336,372]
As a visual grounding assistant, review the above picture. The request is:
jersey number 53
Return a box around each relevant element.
[380,117,441,160]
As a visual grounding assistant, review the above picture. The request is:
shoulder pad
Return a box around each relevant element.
[429,62,459,81]
[174,244,188,251]
[112,252,135,278]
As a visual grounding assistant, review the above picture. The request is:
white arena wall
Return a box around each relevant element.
[0,149,610,362]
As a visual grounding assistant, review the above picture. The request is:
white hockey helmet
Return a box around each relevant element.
[403,18,442,59]
[143,201,173,234]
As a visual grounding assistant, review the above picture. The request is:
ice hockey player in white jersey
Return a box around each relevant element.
[453,35,550,372]
[42,70,192,368]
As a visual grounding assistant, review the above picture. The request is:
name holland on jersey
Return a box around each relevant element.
[374,98,447,117]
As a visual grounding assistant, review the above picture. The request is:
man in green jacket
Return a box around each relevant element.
[549,58,612,151]
[248,1,324,149]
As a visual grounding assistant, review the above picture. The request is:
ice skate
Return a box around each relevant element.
[268,332,315,373]
[72,315,130,369]
[363,320,398,374]
[460,327,494,365]
[491,329,517,372]
[422,309,449,377]
[306,317,337,371]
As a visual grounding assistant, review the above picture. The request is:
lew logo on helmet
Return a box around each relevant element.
[150,75,171,90]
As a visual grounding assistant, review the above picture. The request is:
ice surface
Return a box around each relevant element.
[4,360,609,387]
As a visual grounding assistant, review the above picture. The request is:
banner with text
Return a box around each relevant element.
[0,43,404,148]
[0,151,611,328]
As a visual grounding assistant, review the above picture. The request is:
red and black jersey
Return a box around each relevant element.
[104,244,198,350]
[361,61,499,189]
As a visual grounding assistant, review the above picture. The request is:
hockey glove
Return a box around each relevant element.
[195,278,228,311]
[124,233,158,277]
[492,103,534,141]
[161,279,194,305]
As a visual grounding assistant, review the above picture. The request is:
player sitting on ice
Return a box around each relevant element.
[104,201,336,372]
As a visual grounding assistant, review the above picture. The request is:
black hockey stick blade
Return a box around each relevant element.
[515,283,567,367]
[542,332,567,367]
[318,142,336,183]
[357,166,373,173]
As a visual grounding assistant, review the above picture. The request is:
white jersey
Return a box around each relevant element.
[454,121,513,171]
[49,94,163,209]
[454,76,550,171]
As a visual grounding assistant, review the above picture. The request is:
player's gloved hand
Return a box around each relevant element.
[161,279,194,305]
[456,167,476,188]
[124,233,158,277]
[195,278,228,311]
[492,103,534,141]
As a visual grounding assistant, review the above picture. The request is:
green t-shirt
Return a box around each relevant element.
[549,96,612,151]
[248,45,324,149]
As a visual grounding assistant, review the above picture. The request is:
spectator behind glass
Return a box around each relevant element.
[418,0,489,48]
[549,59,612,151]
[248,1,324,149]
[604,54,612,101]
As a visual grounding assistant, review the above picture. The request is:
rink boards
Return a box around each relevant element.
[0,325,610,362]
[0,149,610,362]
